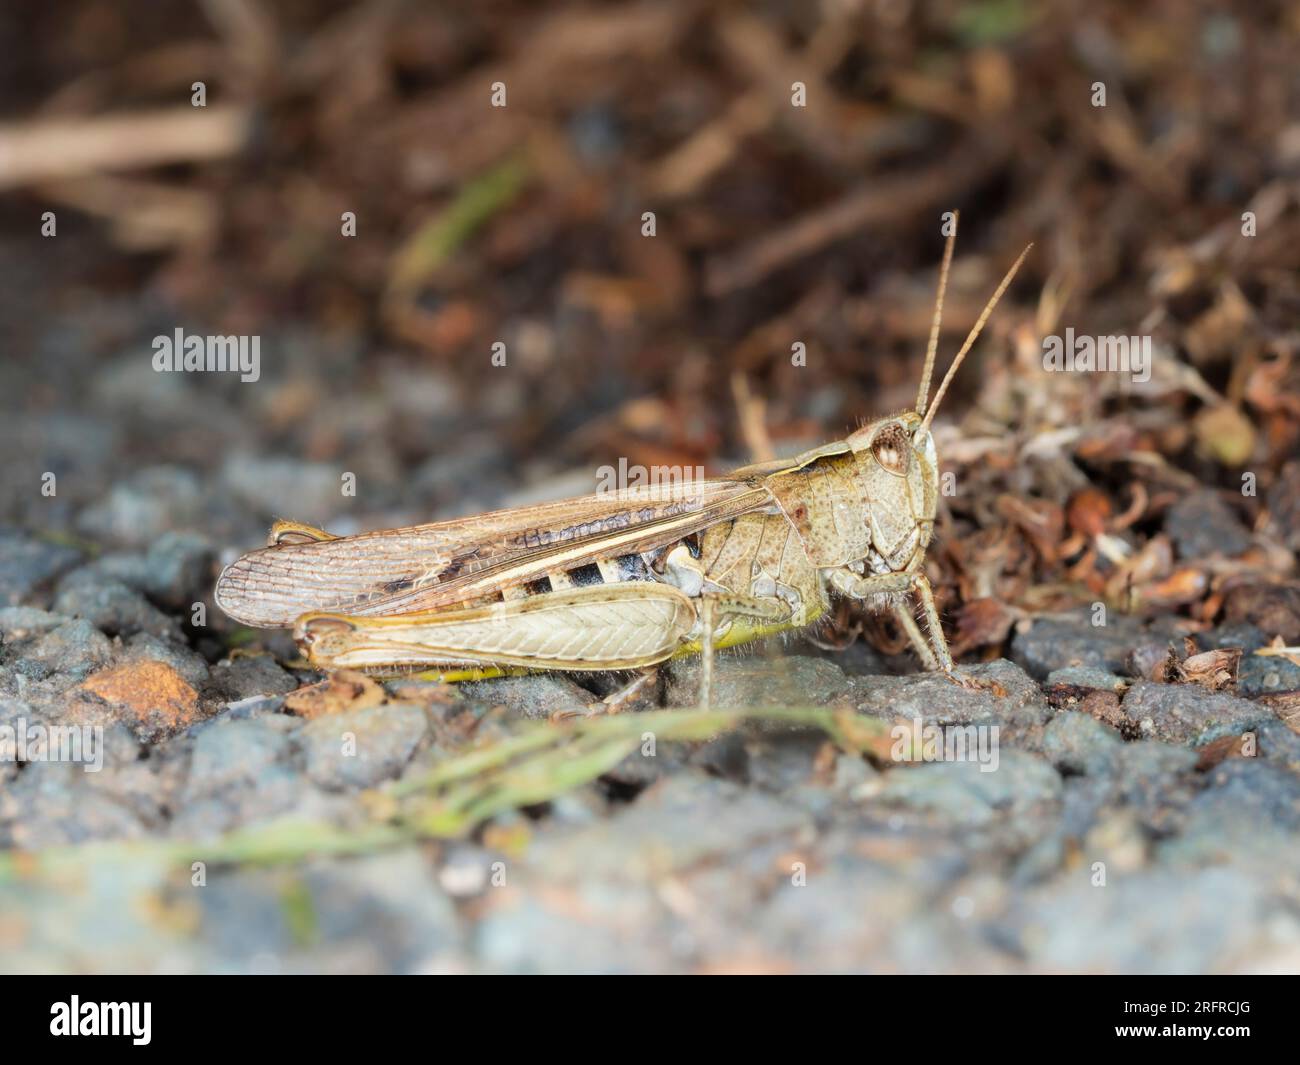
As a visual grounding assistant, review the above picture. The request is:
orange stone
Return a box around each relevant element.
[77,660,200,731]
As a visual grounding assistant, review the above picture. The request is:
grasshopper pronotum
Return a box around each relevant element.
[216,215,1030,707]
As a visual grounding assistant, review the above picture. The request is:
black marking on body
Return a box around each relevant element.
[512,510,637,550]
[502,552,661,601]
[618,553,652,581]
[569,563,604,588]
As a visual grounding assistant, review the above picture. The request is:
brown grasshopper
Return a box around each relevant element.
[216,215,1029,707]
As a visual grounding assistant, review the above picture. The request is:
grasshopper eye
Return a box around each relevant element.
[870,423,911,476]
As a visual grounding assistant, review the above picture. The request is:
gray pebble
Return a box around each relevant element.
[878,751,1062,825]
[1120,681,1274,745]
[10,618,112,682]
[1045,665,1129,691]
[0,530,83,606]
[1165,490,1251,559]
[211,654,298,701]
[0,606,68,639]
[1113,741,1200,834]
[75,467,209,547]
[87,531,216,610]
[1160,760,1300,870]
[665,654,853,710]
[1201,622,1268,653]
[1011,611,1146,679]
[1253,719,1300,776]
[851,658,1047,731]
[1237,649,1300,695]
[52,571,180,640]
[1005,868,1275,973]
[524,772,813,883]
[460,673,597,719]
[186,719,294,800]
[298,704,428,790]
[220,456,342,522]
[1042,711,1121,776]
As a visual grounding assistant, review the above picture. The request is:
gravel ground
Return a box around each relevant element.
[4,311,1300,974]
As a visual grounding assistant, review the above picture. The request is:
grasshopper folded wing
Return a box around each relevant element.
[216,478,774,627]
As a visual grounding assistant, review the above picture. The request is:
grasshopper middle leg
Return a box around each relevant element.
[693,591,795,708]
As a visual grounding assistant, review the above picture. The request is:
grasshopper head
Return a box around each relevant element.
[845,411,937,570]
[761,221,1028,577]
[839,223,1030,573]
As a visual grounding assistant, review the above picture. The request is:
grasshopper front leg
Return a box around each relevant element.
[891,602,941,672]
[827,568,965,680]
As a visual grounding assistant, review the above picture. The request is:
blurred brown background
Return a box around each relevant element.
[2,0,1289,527]
[1,0,1298,636]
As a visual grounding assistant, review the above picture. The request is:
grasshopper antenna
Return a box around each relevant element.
[916,211,958,417]
[916,241,1032,439]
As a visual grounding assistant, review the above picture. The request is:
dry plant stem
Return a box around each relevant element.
[704,140,1010,296]
[0,107,249,190]
[731,371,777,462]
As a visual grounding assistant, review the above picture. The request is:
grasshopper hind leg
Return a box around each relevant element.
[267,520,338,546]
[551,667,662,722]
[294,582,696,674]
[600,667,661,713]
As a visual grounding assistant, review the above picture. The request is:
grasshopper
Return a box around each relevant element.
[216,215,1029,707]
